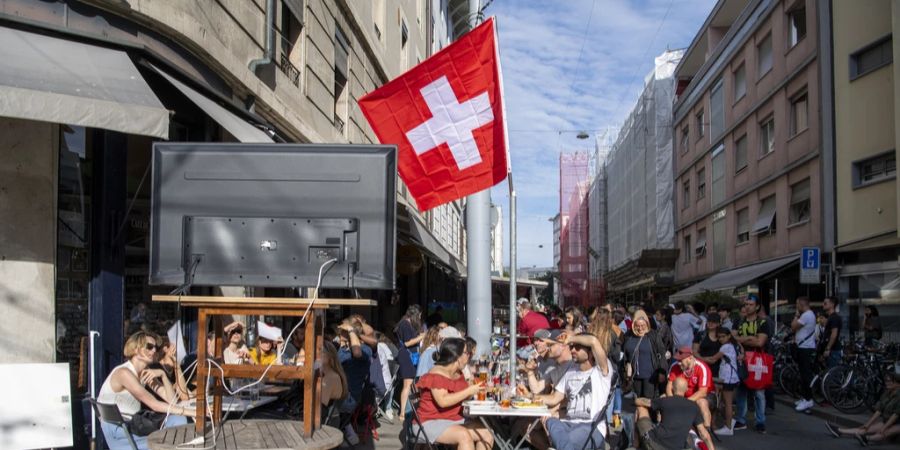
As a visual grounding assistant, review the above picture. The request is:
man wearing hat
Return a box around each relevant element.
[666,346,715,430]
[523,329,574,396]
[516,298,550,347]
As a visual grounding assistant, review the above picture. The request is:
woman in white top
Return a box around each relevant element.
[710,327,741,436]
[97,331,196,450]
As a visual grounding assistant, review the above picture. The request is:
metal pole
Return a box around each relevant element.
[89,330,99,448]
[774,278,779,332]
[509,177,517,383]
[465,0,492,360]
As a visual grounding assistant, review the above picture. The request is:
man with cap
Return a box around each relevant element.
[523,329,574,396]
[666,346,715,429]
[516,298,550,347]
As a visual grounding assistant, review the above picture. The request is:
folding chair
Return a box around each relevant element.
[376,364,401,423]
[581,370,619,450]
[88,398,139,450]
[403,385,444,450]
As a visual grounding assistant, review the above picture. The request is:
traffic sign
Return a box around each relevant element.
[800,247,820,284]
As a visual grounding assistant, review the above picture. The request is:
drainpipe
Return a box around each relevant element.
[249,0,276,73]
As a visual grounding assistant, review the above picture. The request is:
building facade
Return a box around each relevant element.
[670,0,826,306]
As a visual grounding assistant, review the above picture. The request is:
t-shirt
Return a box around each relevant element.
[822,313,842,352]
[338,344,372,400]
[693,333,721,375]
[718,343,739,384]
[671,313,700,350]
[397,319,419,352]
[668,360,715,397]
[248,347,278,366]
[555,362,613,436]
[416,346,438,377]
[546,360,575,388]
[518,311,551,346]
[874,389,900,416]
[415,372,470,422]
[377,342,395,387]
[736,317,770,352]
[648,396,703,450]
[224,345,250,364]
[795,310,817,349]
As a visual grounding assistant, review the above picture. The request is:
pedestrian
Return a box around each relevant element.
[671,301,701,351]
[733,294,770,433]
[710,327,741,436]
[517,298,551,346]
[863,305,882,347]
[791,296,818,413]
[395,304,425,418]
[818,297,842,368]
[623,310,667,399]
[634,377,716,450]
[694,314,722,376]
[717,305,733,330]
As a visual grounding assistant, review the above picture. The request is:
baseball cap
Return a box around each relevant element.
[674,346,693,361]
[438,326,462,339]
[516,298,531,307]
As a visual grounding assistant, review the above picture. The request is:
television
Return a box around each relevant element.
[149,143,396,290]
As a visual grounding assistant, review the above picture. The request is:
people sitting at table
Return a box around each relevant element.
[666,346,715,429]
[97,331,196,450]
[634,377,715,450]
[249,321,283,366]
[222,321,250,364]
[536,333,613,450]
[337,319,373,445]
[414,338,494,450]
[825,371,900,446]
[154,335,191,401]
[282,325,305,366]
[524,329,573,397]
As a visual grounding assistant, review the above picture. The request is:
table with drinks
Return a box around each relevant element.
[467,357,550,450]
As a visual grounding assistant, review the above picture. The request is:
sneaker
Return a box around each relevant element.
[344,424,360,446]
[733,422,748,431]
[383,408,394,421]
[824,422,841,438]
[714,426,734,436]
[731,418,736,429]
[855,434,869,447]
[755,423,767,434]
[794,399,804,406]
[795,399,815,412]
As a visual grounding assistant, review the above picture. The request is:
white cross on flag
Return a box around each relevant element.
[358,18,508,211]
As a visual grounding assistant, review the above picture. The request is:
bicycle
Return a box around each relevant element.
[820,340,893,413]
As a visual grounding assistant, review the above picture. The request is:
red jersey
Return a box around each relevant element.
[415,373,470,422]
[517,311,551,346]
[668,360,715,397]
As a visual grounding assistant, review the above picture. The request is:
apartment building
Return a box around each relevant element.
[670,0,826,305]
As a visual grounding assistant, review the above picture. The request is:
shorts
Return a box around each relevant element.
[413,419,464,443]
[635,417,665,450]
[704,392,717,410]
[722,382,739,392]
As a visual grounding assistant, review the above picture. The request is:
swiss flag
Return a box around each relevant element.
[358,18,508,211]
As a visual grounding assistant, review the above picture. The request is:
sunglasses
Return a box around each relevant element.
[144,343,159,351]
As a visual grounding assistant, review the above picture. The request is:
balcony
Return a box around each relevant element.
[279,53,300,87]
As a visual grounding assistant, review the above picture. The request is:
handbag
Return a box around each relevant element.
[409,350,420,366]
[743,350,774,390]
[129,409,166,436]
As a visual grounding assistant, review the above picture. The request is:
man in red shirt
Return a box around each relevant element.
[516,298,550,347]
[667,346,715,428]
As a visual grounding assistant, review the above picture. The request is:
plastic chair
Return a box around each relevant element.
[88,398,139,450]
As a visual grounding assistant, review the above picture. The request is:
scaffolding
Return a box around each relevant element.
[559,152,591,307]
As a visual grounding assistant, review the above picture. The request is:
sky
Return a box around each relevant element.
[485,0,718,270]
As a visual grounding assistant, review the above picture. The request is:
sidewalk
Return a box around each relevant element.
[773,394,870,428]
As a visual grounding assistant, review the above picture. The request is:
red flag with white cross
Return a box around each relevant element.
[357,17,508,211]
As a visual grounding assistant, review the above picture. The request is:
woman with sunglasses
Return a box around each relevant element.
[97,331,196,449]
[222,321,250,364]
[415,338,493,450]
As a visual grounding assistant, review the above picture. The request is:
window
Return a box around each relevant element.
[735,134,748,172]
[681,126,690,153]
[752,195,777,235]
[789,179,811,225]
[788,6,807,48]
[734,64,747,101]
[790,91,808,136]
[695,228,707,257]
[758,34,773,77]
[850,35,893,80]
[278,0,304,87]
[853,151,897,187]
[696,110,705,139]
[400,19,409,69]
[737,208,750,243]
[713,213,726,270]
[760,117,775,156]
[709,78,724,139]
[697,167,706,199]
[373,0,385,42]
[682,179,691,208]
[683,235,692,263]
[711,145,726,205]
[333,25,350,133]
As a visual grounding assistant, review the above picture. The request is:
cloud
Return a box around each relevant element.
[486,0,716,268]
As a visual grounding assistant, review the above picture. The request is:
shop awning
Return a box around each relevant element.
[0,26,169,138]
[669,254,798,303]
[149,65,273,143]
[397,201,465,274]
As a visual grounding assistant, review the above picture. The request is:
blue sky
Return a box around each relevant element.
[485,0,717,270]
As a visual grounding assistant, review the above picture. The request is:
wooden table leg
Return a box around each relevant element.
[212,315,223,426]
[314,311,324,429]
[302,311,318,437]
[195,310,208,435]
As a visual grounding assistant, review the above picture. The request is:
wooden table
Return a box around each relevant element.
[148,420,343,450]
[153,295,375,438]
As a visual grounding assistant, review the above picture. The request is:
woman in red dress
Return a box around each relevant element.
[415,338,494,450]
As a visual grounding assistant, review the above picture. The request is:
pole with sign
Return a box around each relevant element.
[800,247,820,284]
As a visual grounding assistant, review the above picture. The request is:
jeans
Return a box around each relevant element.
[735,384,765,427]
[100,414,188,450]
[826,350,842,369]
[545,418,605,450]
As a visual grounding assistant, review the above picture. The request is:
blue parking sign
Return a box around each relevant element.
[802,247,819,270]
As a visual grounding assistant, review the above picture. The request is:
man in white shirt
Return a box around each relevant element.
[792,296,818,412]
[671,301,701,351]
[536,333,613,450]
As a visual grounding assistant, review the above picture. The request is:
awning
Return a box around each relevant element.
[669,254,798,303]
[398,202,465,274]
[149,64,273,143]
[0,26,168,138]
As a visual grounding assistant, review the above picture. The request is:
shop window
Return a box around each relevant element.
[850,35,892,80]
[789,178,811,225]
[853,151,896,187]
[736,207,750,244]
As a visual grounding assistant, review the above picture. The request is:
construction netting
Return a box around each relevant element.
[560,152,591,307]
[588,164,608,304]
[605,50,682,272]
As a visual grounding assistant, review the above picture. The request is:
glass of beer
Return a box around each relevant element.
[476,388,486,402]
